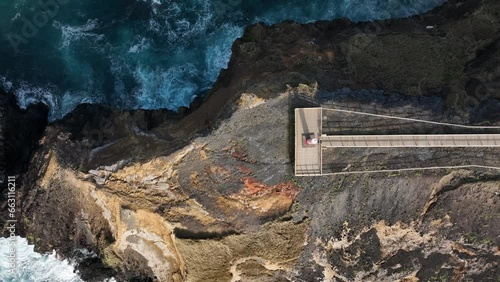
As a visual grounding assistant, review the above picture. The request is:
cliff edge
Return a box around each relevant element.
[2,0,500,281]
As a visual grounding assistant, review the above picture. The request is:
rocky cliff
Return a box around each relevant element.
[2,0,500,281]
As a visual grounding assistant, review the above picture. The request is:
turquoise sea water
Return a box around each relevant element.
[0,0,446,121]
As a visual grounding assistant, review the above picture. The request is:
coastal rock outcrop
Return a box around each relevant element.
[2,0,500,281]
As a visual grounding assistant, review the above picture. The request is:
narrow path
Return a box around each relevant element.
[321,134,500,147]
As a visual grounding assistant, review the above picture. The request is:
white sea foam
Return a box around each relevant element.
[12,80,58,112]
[133,64,199,110]
[128,37,151,54]
[0,237,83,282]
[146,0,213,43]
[54,19,104,49]
[1,77,95,121]
[204,23,243,82]
[11,13,21,22]
[13,0,28,10]
[0,75,13,92]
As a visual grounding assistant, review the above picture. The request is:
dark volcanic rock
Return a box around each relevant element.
[0,91,48,180]
[0,90,48,240]
[2,0,500,281]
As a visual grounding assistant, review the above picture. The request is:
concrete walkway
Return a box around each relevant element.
[294,107,500,176]
[321,134,500,147]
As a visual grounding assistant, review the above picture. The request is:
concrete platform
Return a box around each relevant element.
[295,108,322,176]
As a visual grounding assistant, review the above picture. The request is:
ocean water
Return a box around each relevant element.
[0,237,83,282]
[0,0,446,121]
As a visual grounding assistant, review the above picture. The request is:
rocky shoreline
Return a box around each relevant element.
[2,0,500,281]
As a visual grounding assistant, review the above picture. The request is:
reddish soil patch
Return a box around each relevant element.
[241,177,299,199]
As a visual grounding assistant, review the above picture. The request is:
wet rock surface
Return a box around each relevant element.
[1,0,500,281]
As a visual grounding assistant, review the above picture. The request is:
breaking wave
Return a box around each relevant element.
[0,237,83,282]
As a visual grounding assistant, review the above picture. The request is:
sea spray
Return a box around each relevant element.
[0,237,83,282]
